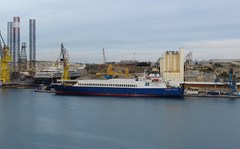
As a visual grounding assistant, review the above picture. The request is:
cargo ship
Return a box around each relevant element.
[52,77,184,97]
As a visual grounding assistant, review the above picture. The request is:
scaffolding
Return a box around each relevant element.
[0,31,12,84]
[19,42,27,71]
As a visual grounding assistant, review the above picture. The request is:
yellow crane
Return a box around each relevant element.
[96,48,129,79]
[96,64,129,79]
[54,43,70,80]
[0,31,12,85]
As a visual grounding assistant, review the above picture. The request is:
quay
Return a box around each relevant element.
[183,81,240,91]
[184,94,240,98]
[183,81,240,97]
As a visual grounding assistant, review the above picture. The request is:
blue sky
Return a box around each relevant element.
[1,0,240,63]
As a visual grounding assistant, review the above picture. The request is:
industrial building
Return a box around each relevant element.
[159,48,184,83]
[7,16,21,73]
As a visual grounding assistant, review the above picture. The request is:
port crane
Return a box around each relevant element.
[54,43,70,80]
[96,48,129,79]
[226,73,240,96]
[102,48,106,65]
[96,64,129,79]
[0,31,12,85]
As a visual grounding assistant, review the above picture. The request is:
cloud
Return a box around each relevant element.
[182,39,240,60]
[1,0,240,63]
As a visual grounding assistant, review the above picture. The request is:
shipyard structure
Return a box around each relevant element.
[0,16,37,86]
[29,19,36,72]
[7,17,36,74]
[1,16,85,86]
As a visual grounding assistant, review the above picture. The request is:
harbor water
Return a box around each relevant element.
[0,89,240,149]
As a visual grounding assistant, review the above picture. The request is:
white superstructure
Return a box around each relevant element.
[59,78,168,88]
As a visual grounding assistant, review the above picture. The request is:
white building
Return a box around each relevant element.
[159,48,184,84]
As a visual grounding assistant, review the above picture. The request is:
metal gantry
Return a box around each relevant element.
[226,73,240,96]
[0,31,12,85]
[20,42,27,71]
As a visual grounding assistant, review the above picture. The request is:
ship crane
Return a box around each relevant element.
[0,31,12,85]
[54,43,70,80]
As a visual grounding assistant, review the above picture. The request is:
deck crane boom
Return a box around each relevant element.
[0,31,12,85]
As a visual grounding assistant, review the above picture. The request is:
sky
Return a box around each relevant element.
[1,0,240,63]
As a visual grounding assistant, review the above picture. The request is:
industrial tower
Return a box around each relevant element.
[12,16,20,73]
[29,19,36,73]
[7,17,36,73]
[19,42,27,71]
[7,22,13,56]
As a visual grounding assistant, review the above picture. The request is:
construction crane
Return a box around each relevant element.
[0,31,12,85]
[54,43,70,80]
[102,48,106,65]
[226,71,240,96]
[185,51,193,64]
[96,63,129,79]
[96,48,129,79]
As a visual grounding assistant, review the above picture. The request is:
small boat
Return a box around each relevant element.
[34,84,55,93]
